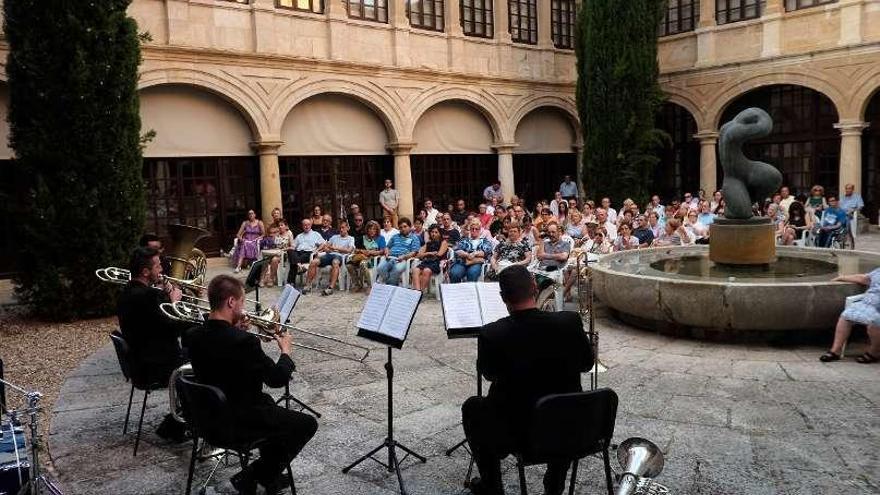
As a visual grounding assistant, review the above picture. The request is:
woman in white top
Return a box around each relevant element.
[380,217,399,244]
[613,223,639,251]
[684,211,709,243]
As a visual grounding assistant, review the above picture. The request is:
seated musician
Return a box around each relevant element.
[117,246,190,441]
[183,275,318,494]
[462,265,593,495]
[138,233,171,275]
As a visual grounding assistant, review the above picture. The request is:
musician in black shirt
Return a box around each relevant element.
[184,275,317,494]
[138,233,172,275]
[117,246,189,440]
[462,265,593,495]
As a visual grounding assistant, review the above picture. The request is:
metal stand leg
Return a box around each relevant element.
[276,381,322,418]
[602,448,614,495]
[517,461,528,495]
[133,390,149,456]
[186,438,198,495]
[446,354,482,487]
[123,383,134,434]
[568,459,579,495]
[342,348,426,494]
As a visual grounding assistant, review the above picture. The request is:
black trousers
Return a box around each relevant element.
[285,250,314,283]
[233,394,319,484]
[462,396,570,495]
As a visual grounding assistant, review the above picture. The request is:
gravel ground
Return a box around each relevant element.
[0,312,115,469]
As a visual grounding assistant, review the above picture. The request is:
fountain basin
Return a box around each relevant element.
[590,245,880,338]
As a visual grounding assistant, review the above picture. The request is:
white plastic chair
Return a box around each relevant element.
[309,252,350,291]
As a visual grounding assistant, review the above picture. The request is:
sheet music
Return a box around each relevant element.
[278,284,301,324]
[357,284,394,332]
[440,284,483,330]
[476,282,508,325]
[379,287,422,341]
[274,285,293,312]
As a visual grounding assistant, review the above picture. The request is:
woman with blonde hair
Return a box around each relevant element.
[347,220,386,292]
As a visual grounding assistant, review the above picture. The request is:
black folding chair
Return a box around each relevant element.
[514,388,619,495]
[176,375,296,495]
[109,330,163,456]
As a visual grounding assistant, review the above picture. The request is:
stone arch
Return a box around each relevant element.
[662,87,706,130]
[272,79,403,144]
[852,71,880,122]
[708,72,847,129]
[509,96,580,146]
[408,87,507,143]
[138,68,267,138]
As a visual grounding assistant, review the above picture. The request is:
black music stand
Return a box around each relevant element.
[443,333,482,488]
[343,285,426,495]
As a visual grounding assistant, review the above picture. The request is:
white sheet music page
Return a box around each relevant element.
[476,282,508,325]
[274,284,294,312]
[279,284,301,324]
[357,284,394,332]
[379,287,422,340]
[440,283,482,330]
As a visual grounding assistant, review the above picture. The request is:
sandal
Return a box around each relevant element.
[856,352,878,364]
[322,288,333,296]
[819,351,841,362]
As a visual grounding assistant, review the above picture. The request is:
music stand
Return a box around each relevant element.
[342,285,426,495]
[443,333,482,488]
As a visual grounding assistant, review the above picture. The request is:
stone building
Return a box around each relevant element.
[0,0,878,259]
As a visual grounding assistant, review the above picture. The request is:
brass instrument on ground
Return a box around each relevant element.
[615,438,671,495]
[575,250,604,390]
[162,300,370,363]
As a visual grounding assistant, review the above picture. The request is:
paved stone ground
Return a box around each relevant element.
[43,235,880,495]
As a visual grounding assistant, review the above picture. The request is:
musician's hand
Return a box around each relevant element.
[169,287,183,303]
[277,330,293,355]
[237,314,251,331]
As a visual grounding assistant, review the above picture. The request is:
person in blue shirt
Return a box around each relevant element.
[450,220,494,283]
[815,196,848,247]
[840,183,864,215]
[375,218,420,286]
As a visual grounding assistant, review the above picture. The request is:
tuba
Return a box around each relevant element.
[168,364,194,424]
[165,224,210,284]
[615,438,670,495]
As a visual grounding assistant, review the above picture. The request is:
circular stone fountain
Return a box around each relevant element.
[591,245,880,337]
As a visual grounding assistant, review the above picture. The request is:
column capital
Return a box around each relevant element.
[491,142,519,154]
[250,140,284,155]
[387,141,416,155]
[834,121,869,136]
[694,131,719,143]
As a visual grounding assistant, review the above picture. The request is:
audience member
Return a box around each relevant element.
[805,184,828,215]
[697,201,716,226]
[452,199,470,225]
[487,221,532,280]
[647,211,663,238]
[376,218,420,286]
[303,220,355,295]
[632,215,655,247]
[412,218,427,245]
[286,219,325,284]
[815,196,847,247]
[379,178,401,226]
[347,220,386,292]
[316,214,338,241]
[346,204,361,228]
[600,197,618,224]
[411,225,449,291]
[556,200,569,226]
[424,198,440,227]
[559,175,578,199]
[268,207,284,230]
[654,218,686,246]
[450,220,493,283]
[778,186,794,215]
[233,209,265,273]
[819,270,880,364]
[549,191,565,217]
[310,205,323,226]
[781,201,811,245]
[380,217,400,245]
[439,213,462,244]
[613,222,639,251]
[584,229,612,255]
[595,208,618,241]
[840,183,864,215]
[478,204,493,229]
[483,180,505,204]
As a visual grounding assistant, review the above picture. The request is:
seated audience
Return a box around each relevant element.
[781,201,811,245]
[380,217,400,245]
[439,213,462,244]
[584,229,612,255]
[233,209,265,273]
[310,205,323,226]
[412,218,427,245]
[376,218,420,286]
[819,270,880,364]
[815,196,848,247]
[805,185,828,216]
[451,220,494,283]
[654,218,687,247]
[302,220,355,295]
[261,221,294,287]
[487,221,532,281]
[286,219,326,284]
[564,210,587,245]
[632,215,654,247]
[268,207,284,231]
[684,210,709,244]
[411,225,449,291]
[316,214,338,241]
[452,199,470,225]
[613,222,639,251]
[347,220,386,293]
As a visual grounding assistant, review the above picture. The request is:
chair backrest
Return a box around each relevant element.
[109,330,131,381]
[176,375,234,445]
[525,388,618,463]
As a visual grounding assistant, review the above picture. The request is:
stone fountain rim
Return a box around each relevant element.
[590,245,880,287]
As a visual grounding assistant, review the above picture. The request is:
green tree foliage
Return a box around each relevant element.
[576,0,668,205]
[5,0,145,320]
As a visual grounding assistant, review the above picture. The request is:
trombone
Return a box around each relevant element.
[96,266,262,306]
[163,300,371,363]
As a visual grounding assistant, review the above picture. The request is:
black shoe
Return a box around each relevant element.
[467,477,502,495]
[155,415,187,443]
[260,472,289,495]
[230,468,258,495]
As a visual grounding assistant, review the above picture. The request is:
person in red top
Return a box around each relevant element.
[478,203,493,229]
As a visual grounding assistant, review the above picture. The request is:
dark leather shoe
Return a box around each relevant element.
[230,468,257,495]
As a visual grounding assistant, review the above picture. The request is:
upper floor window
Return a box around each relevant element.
[785,0,836,11]
[509,0,537,45]
[551,0,576,49]
[277,0,323,14]
[408,0,446,31]
[348,0,388,22]
[660,0,699,36]
[716,0,764,25]
[461,0,494,38]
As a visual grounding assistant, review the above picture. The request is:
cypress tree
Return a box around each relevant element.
[5,0,145,320]
[576,0,667,204]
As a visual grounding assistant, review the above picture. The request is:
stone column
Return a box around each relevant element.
[695,131,719,194]
[252,140,284,225]
[834,121,869,194]
[838,0,864,46]
[495,0,512,42]
[696,0,717,67]
[492,142,518,206]
[388,142,416,220]
[761,0,782,58]
[390,0,411,67]
[538,0,553,48]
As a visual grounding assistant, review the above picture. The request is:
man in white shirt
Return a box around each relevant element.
[379,178,400,226]
[596,208,618,241]
[424,198,440,227]
[303,220,355,295]
[549,191,565,217]
[286,219,327,284]
[650,195,665,219]
[483,180,505,204]
[840,183,865,215]
[559,175,578,199]
[600,197,618,225]
[778,186,795,215]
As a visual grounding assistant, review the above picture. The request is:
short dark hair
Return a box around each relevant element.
[208,275,244,311]
[398,217,412,227]
[129,247,159,276]
[498,265,535,304]
[138,233,160,247]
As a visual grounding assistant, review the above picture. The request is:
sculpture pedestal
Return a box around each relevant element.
[709,218,776,265]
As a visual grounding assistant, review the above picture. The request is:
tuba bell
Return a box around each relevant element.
[616,437,670,495]
[165,224,210,283]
